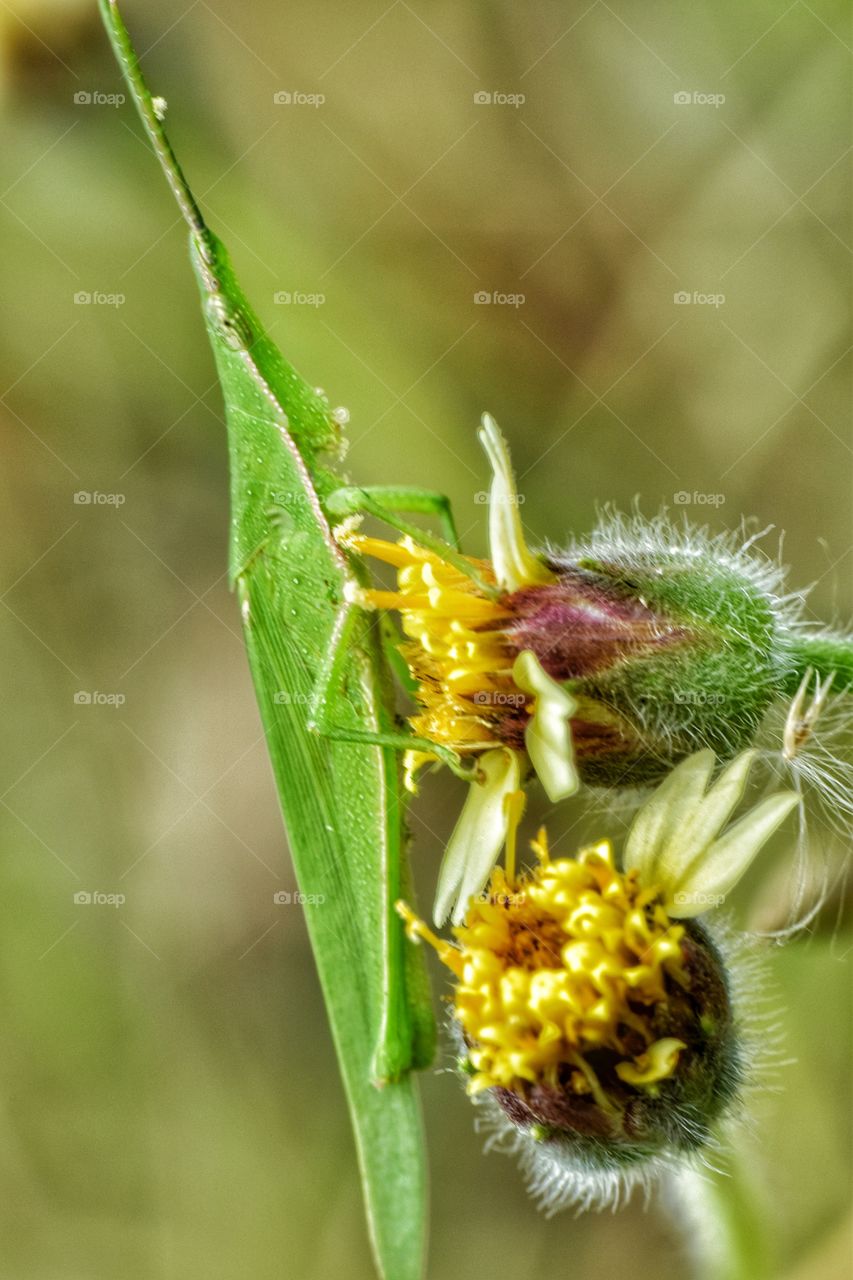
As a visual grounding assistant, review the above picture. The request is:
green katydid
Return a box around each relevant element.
[99,5,461,1278]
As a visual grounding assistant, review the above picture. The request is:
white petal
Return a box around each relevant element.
[433,748,522,927]
[667,791,799,917]
[670,749,759,880]
[624,749,715,880]
[512,650,579,801]
[478,413,553,591]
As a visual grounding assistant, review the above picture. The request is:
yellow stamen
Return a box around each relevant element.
[347,533,526,787]
[615,1038,686,1086]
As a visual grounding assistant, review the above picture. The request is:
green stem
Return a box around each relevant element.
[784,631,853,695]
[672,1157,776,1280]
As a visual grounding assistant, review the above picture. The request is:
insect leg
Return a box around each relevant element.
[325,483,461,549]
[308,599,478,781]
[325,485,497,598]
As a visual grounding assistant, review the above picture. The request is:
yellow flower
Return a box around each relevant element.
[402,835,689,1100]
[397,749,798,1204]
[344,414,578,923]
[342,530,519,776]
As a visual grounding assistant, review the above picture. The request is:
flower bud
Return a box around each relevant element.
[511,519,852,788]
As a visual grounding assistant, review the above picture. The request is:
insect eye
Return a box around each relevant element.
[204,294,254,349]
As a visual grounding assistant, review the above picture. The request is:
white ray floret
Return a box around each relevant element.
[624,749,799,918]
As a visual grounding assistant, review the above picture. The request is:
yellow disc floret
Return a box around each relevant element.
[399,832,688,1100]
[345,533,520,781]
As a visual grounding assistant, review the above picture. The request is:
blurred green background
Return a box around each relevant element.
[0,1,850,1276]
